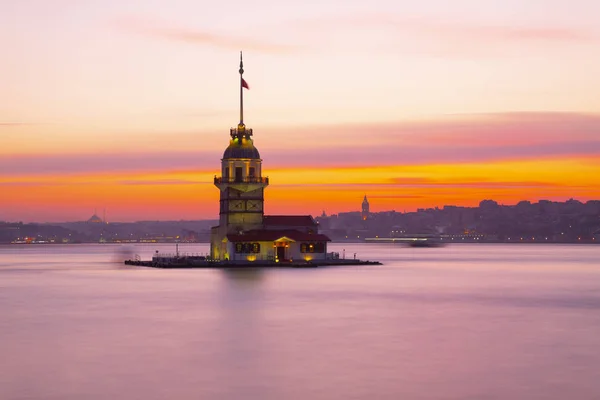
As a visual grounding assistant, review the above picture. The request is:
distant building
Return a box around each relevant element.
[87,212,104,224]
[209,54,330,262]
[362,195,370,221]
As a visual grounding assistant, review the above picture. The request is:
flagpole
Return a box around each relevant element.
[239,51,244,126]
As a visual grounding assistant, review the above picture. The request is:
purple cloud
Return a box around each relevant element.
[118,179,208,185]
[2,112,599,177]
[0,151,218,176]
[262,139,600,168]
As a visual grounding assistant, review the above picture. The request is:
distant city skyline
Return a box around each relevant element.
[2,197,598,224]
[2,1,600,222]
[2,198,597,245]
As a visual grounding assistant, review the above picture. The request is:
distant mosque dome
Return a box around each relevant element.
[223,139,261,159]
[88,214,103,223]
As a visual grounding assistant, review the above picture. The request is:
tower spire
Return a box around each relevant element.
[239,51,244,126]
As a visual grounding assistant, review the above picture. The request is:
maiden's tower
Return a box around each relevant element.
[209,53,331,263]
[126,54,381,267]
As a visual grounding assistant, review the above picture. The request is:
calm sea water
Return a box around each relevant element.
[1,243,599,400]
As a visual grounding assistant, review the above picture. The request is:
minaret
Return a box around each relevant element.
[211,53,269,259]
[362,195,370,221]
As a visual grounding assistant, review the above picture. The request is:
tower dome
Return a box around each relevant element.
[223,137,260,159]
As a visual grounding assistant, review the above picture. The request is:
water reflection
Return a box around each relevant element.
[220,267,265,286]
[214,267,275,398]
[110,244,135,264]
[2,244,600,399]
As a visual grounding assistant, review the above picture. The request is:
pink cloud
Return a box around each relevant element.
[402,112,600,147]
[115,16,300,54]
[396,18,593,43]
[279,14,596,57]
[0,123,36,127]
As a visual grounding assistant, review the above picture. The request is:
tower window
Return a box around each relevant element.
[224,167,229,178]
[249,167,255,177]
[235,167,243,182]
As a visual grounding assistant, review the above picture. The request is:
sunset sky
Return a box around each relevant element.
[2,0,600,222]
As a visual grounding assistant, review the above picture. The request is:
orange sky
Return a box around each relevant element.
[2,150,599,222]
[2,1,600,222]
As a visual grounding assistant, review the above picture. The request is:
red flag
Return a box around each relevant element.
[241,78,250,90]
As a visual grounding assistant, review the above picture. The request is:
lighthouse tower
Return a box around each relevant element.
[211,53,269,259]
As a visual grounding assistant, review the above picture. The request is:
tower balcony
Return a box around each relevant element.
[214,176,269,185]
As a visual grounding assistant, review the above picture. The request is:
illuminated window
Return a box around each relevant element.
[235,242,261,253]
[300,242,325,253]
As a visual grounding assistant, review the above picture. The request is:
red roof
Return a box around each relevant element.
[263,215,316,227]
[227,229,330,242]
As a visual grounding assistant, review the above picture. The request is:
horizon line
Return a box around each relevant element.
[2,197,597,225]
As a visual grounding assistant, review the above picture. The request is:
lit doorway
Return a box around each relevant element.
[276,245,285,261]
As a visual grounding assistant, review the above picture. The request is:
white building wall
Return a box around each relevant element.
[225,240,328,263]
[227,241,275,262]
[289,242,328,261]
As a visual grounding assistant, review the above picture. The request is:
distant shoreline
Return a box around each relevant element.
[2,241,598,245]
